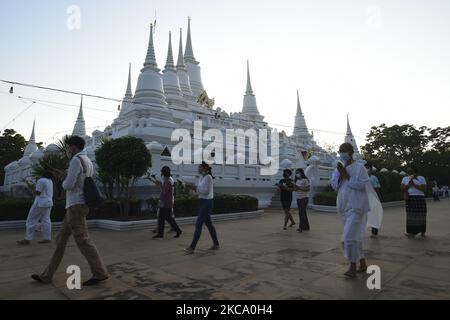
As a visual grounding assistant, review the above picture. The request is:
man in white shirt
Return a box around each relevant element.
[17,171,54,245]
[32,136,109,287]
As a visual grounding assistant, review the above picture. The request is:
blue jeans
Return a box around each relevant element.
[190,199,219,249]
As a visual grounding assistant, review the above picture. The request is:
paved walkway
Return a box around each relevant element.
[1,199,450,300]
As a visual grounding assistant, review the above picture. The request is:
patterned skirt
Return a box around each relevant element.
[405,195,427,235]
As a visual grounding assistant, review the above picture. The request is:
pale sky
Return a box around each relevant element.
[1,0,449,151]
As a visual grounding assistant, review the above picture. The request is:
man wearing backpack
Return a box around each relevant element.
[32,136,109,286]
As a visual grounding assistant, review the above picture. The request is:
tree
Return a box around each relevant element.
[361,124,428,169]
[95,137,151,216]
[32,153,70,199]
[0,129,27,184]
[362,124,450,185]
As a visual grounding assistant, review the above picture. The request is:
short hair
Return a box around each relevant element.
[161,166,171,177]
[283,169,292,176]
[67,136,85,151]
[364,163,372,168]
[339,142,354,153]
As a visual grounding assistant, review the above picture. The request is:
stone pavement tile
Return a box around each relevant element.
[221,258,278,276]
[256,265,326,288]
[278,286,338,300]
[251,248,322,266]
[59,277,151,300]
[0,266,34,284]
[288,259,343,275]
[213,275,299,300]
[163,261,245,288]
[387,274,450,299]
[412,251,450,269]
[16,288,68,300]
[133,274,221,300]
[370,286,444,300]
[397,264,450,282]
[303,271,398,300]
[0,277,54,299]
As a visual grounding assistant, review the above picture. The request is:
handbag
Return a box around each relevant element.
[77,156,104,207]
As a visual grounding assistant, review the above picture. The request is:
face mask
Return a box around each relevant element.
[339,152,351,162]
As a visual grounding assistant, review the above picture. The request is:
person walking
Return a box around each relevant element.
[331,143,372,279]
[294,168,310,232]
[149,166,182,239]
[401,166,427,238]
[31,136,109,286]
[17,171,54,245]
[184,162,219,254]
[277,169,295,230]
[364,163,382,237]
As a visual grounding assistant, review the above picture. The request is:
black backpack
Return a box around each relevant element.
[77,156,104,207]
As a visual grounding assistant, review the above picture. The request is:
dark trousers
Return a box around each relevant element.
[371,228,379,235]
[157,208,181,236]
[190,199,219,249]
[296,198,310,231]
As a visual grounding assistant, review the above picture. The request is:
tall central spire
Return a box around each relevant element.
[72,96,86,137]
[344,115,361,159]
[143,24,159,71]
[29,120,36,144]
[293,90,310,138]
[242,60,263,119]
[296,90,303,116]
[246,60,253,95]
[184,17,197,64]
[23,120,38,156]
[125,63,133,98]
[346,114,352,135]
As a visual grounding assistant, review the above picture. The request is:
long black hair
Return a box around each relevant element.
[200,161,214,178]
[295,168,307,182]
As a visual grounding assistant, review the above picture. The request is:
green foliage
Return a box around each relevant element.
[372,172,404,202]
[95,136,152,216]
[362,124,428,169]
[0,198,67,222]
[0,129,27,184]
[314,192,337,206]
[0,194,258,222]
[314,172,408,206]
[362,124,450,185]
[32,153,69,199]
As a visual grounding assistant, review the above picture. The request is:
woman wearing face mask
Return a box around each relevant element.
[276,169,295,230]
[184,162,219,254]
[294,168,310,232]
[401,166,427,238]
[330,143,371,279]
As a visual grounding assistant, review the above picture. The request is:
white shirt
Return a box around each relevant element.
[401,176,426,196]
[197,174,214,199]
[330,162,370,214]
[62,151,94,209]
[35,177,53,208]
[295,179,310,199]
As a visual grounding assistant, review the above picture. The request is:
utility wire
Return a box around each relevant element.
[0,79,366,139]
